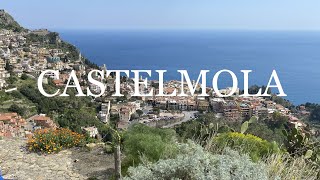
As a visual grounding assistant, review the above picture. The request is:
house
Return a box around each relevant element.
[239,103,253,119]
[154,99,167,109]
[117,108,131,129]
[210,98,225,113]
[223,101,241,121]
[98,101,111,123]
[82,126,99,138]
[168,100,179,110]
[178,99,188,111]
[119,107,131,122]
[216,87,240,96]
[0,79,5,89]
[29,114,57,129]
[187,99,197,111]
[0,58,8,89]
[264,100,276,109]
[288,115,307,129]
[197,100,210,111]
[254,106,268,117]
[128,101,141,110]
[52,79,64,86]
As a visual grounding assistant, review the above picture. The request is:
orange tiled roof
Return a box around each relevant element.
[1,112,18,117]
[32,115,51,121]
[0,116,11,121]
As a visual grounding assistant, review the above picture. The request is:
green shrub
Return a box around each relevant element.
[124,142,269,180]
[212,132,280,161]
[104,144,114,154]
[20,73,29,80]
[122,124,178,174]
[9,91,23,99]
[8,104,26,116]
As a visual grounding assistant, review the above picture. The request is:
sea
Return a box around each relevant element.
[58,30,320,105]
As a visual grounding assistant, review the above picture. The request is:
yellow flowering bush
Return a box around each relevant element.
[212,132,280,161]
[27,128,85,154]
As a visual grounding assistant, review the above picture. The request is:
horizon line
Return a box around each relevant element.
[47,27,320,32]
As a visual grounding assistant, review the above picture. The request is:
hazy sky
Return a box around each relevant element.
[1,0,320,30]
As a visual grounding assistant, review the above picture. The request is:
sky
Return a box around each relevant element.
[1,0,320,30]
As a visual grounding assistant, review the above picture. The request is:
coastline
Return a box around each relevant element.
[58,29,320,105]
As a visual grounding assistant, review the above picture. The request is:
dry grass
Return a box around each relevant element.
[264,153,319,180]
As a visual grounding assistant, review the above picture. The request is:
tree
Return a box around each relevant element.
[8,104,26,116]
[23,47,30,52]
[268,112,288,129]
[5,62,13,73]
[47,32,59,44]
[6,76,17,84]
[136,109,143,117]
[130,113,138,120]
[240,85,271,95]
[20,73,29,80]
[310,106,320,122]
[152,107,160,115]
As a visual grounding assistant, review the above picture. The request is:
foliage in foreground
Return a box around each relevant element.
[122,124,178,175]
[124,142,268,180]
[283,126,320,163]
[175,112,287,146]
[212,132,280,161]
[124,141,320,180]
[266,153,319,180]
[27,128,85,154]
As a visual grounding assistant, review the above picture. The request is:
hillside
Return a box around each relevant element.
[0,9,25,32]
[0,9,98,67]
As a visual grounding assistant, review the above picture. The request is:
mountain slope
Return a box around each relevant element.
[0,9,25,32]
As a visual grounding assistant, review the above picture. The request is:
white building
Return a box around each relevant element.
[82,126,99,138]
[98,101,111,123]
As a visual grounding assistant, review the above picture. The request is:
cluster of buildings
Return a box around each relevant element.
[96,99,142,129]
[87,76,307,130]
[0,22,311,137]
[0,112,57,138]
[0,27,106,138]
[0,28,85,138]
[0,113,25,137]
[27,114,57,130]
[0,28,89,90]
[111,102,141,129]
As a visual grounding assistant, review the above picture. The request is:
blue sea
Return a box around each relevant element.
[59,30,320,105]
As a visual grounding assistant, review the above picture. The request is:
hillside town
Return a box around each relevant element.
[0,25,312,139]
[2,5,320,180]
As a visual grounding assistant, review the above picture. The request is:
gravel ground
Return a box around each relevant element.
[0,138,114,180]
